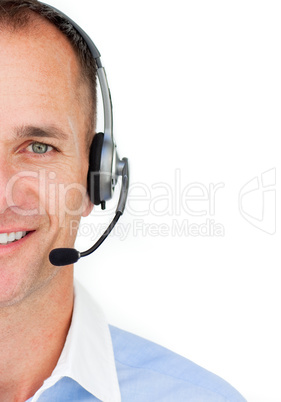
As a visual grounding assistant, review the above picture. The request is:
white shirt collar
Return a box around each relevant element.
[31,280,121,402]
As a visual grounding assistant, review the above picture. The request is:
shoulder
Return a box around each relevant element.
[109,326,246,402]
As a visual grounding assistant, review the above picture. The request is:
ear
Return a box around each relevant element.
[82,193,94,217]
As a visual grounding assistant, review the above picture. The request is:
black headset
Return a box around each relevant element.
[45,2,129,266]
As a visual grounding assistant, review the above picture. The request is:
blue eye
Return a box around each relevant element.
[27,142,53,154]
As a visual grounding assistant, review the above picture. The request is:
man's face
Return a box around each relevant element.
[0,19,93,306]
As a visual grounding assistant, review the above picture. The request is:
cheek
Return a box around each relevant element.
[58,183,88,216]
[46,168,90,227]
[48,178,89,244]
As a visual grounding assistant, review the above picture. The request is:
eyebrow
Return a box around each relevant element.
[14,125,69,141]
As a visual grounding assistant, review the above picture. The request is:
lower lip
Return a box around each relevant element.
[0,231,35,255]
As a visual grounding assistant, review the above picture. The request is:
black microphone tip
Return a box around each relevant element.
[49,248,80,266]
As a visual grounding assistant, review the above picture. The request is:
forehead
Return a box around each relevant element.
[0,15,89,147]
[1,13,80,75]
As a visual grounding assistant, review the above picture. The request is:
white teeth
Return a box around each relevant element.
[8,233,15,242]
[0,233,8,244]
[0,231,27,245]
[16,231,26,240]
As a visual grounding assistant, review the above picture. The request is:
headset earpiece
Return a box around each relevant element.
[88,132,104,207]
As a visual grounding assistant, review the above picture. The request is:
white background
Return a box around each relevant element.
[49,1,280,401]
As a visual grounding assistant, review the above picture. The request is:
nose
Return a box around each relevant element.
[0,158,39,216]
[0,159,14,214]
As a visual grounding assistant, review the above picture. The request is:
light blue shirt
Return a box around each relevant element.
[26,282,246,402]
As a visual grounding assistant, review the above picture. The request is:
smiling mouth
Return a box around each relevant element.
[0,231,30,245]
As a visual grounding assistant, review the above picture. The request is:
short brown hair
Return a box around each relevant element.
[0,0,97,145]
